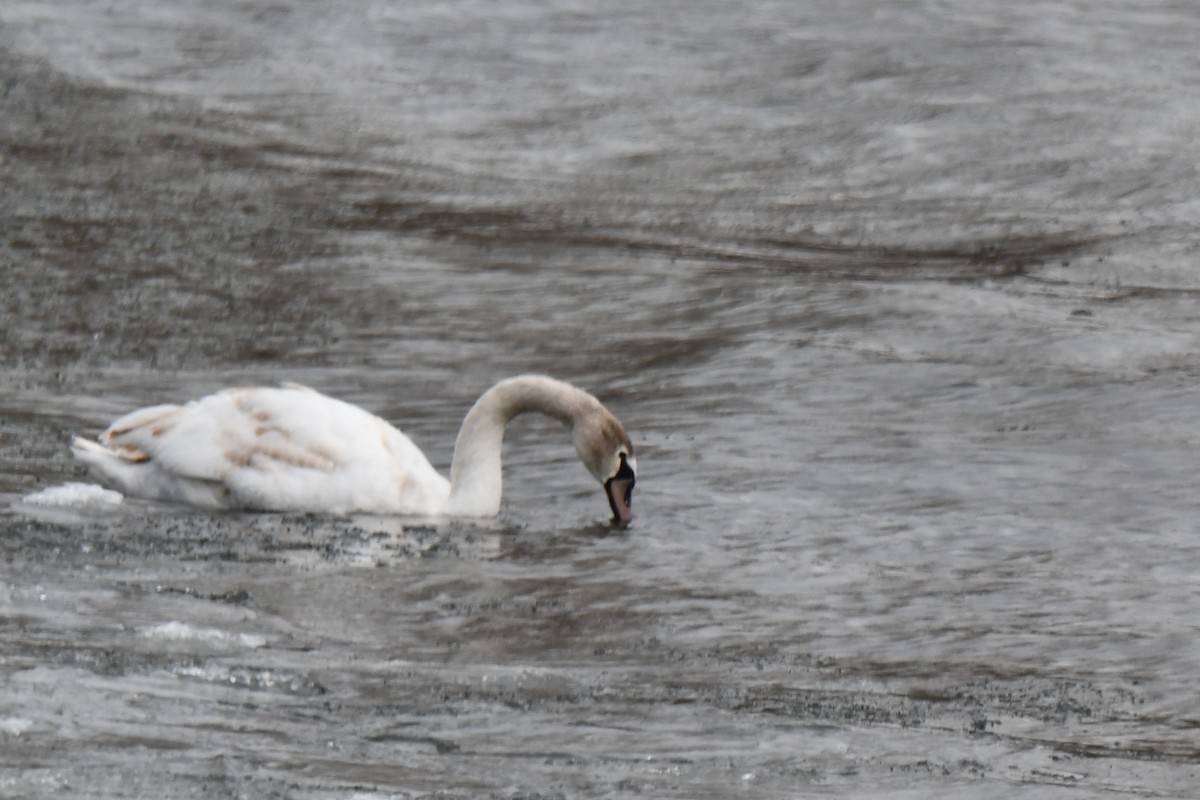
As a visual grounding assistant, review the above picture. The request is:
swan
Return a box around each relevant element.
[70,375,636,524]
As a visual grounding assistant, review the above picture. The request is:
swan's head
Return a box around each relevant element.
[574,409,637,526]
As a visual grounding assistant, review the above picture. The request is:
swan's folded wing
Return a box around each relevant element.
[99,403,185,464]
[103,387,405,473]
[99,394,258,482]
[101,403,183,445]
[94,386,449,513]
[99,388,338,482]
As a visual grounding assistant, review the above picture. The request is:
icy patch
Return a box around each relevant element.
[20,481,123,508]
[14,482,125,524]
[0,717,33,736]
[142,621,267,649]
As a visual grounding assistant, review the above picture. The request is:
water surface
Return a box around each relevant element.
[3,2,1200,797]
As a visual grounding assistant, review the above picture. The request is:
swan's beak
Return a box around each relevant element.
[604,455,636,526]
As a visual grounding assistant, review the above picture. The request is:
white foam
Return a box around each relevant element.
[142,621,267,649]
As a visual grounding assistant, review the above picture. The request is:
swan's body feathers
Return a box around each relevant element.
[72,375,635,523]
[73,386,448,514]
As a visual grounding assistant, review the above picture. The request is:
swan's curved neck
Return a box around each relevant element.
[443,376,599,516]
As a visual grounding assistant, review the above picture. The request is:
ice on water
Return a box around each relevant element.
[19,482,124,511]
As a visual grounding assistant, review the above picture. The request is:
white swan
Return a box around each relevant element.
[71,375,637,524]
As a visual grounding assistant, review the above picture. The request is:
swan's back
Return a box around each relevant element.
[73,386,450,514]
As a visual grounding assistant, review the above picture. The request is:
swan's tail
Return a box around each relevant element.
[71,437,142,489]
[72,436,230,509]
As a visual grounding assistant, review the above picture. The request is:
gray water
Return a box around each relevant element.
[3,1,1200,797]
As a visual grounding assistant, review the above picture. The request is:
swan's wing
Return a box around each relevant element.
[100,397,242,482]
[97,386,448,513]
[71,400,234,508]
[97,403,184,463]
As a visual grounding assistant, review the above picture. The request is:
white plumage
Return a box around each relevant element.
[72,375,637,522]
